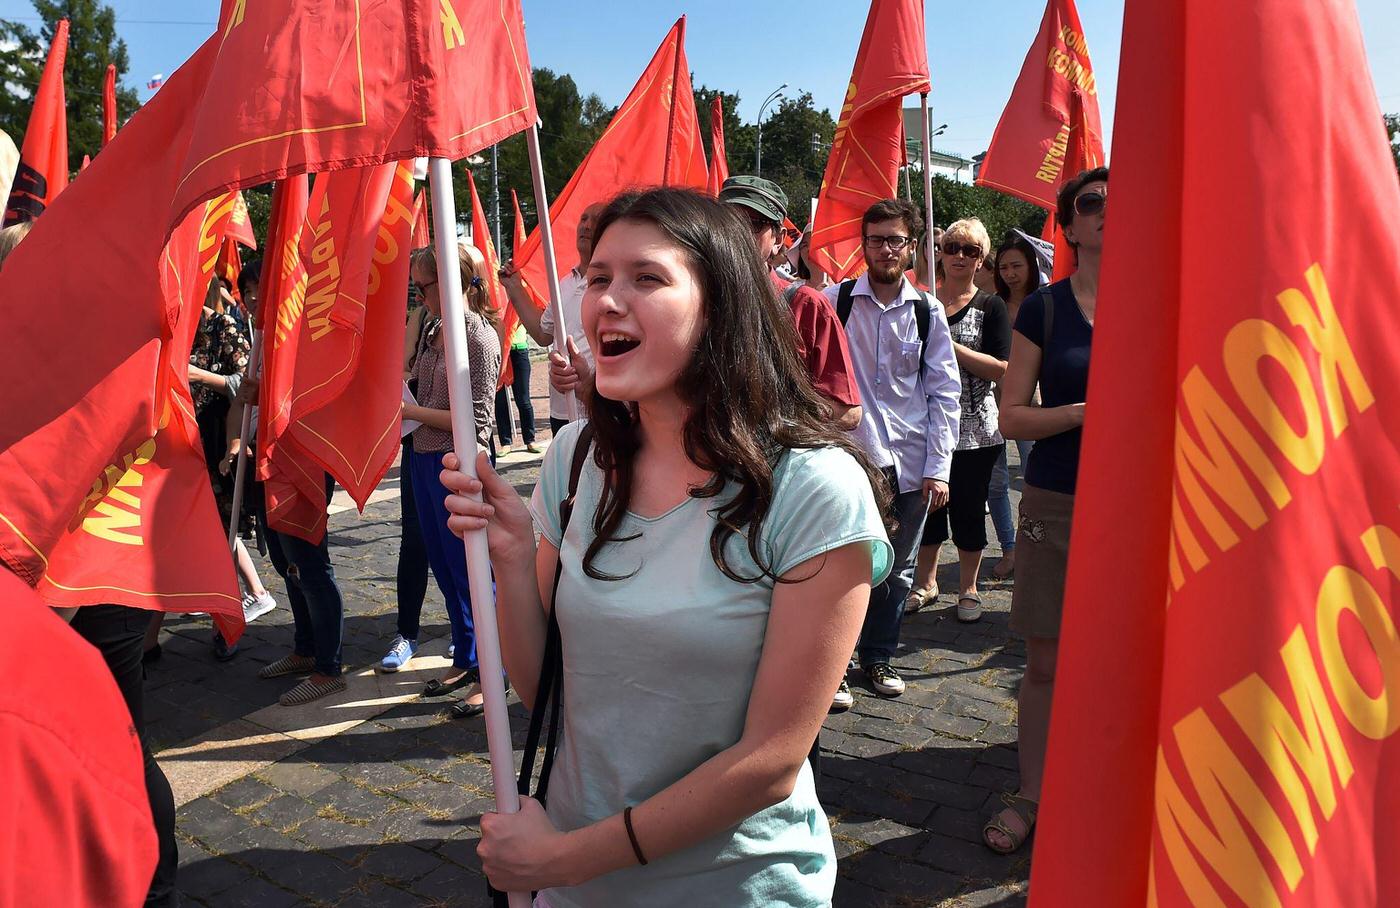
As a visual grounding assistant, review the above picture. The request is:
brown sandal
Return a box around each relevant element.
[983,792,1037,854]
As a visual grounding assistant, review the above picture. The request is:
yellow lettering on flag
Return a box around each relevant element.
[77,437,158,545]
[224,0,246,37]
[440,0,465,50]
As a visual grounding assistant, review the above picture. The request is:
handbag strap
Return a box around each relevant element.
[516,423,595,805]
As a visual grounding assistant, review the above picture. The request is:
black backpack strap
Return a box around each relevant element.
[835,279,856,325]
[913,290,932,375]
[515,423,594,802]
[494,422,593,907]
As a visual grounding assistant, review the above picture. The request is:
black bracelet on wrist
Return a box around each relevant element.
[623,806,648,866]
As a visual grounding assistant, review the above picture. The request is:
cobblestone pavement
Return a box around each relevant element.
[153,362,1031,907]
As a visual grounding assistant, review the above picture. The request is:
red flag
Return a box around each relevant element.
[809,1,930,281]
[975,0,1104,210]
[1048,92,1096,281]
[467,168,515,390]
[515,17,707,299]
[171,0,537,220]
[0,0,539,599]
[103,63,117,146]
[412,188,432,248]
[706,95,729,196]
[1031,1,1400,906]
[510,187,548,311]
[279,164,414,528]
[216,234,242,301]
[511,188,528,253]
[4,19,69,226]
[256,172,329,542]
[226,190,257,250]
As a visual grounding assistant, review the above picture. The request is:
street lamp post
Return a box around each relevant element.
[755,82,787,176]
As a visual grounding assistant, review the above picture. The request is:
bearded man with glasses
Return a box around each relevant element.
[822,198,962,707]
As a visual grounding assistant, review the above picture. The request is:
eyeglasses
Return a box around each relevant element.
[1074,191,1107,217]
[413,278,438,295]
[863,234,913,251]
[941,242,983,259]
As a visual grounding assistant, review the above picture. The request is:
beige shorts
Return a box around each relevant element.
[1009,484,1076,639]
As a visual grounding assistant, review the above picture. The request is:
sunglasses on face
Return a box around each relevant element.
[743,211,780,234]
[941,242,983,259]
[1074,191,1107,217]
[863,234,913,251]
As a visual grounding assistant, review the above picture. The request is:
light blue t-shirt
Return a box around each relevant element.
[528,422,893,908]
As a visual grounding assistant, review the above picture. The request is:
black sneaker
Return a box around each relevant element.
[864,662,905,697]
[212,631,239,662]
[830,679,854,712]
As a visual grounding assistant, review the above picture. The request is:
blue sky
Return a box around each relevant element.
[2,0,1397,159]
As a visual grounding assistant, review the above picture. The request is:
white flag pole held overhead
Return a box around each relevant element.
[525,122,579,423]
[427,157,532,908]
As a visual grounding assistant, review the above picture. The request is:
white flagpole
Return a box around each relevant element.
[226,325,263,551]
[427,157,531,908]
[920,93,937,280]
[524,123,579,423]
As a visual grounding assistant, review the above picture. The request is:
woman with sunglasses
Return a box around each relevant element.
[983,167,1107,855]
[986,233,1048,580]
[908,219,1010,622]
[399,244,502,718]
[437,188,892,906]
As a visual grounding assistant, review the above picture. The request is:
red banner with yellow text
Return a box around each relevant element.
[1031,2,1400,906]
[286,162,414,515]
[809,0,929,281]
[976,0,1104,210]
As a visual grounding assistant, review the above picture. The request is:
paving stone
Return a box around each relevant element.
[337,759,422,792]
[925,805,986,843]
[287,817,385,855]
[917,832,1027,884]
[977,723,1020,746]
[355,840,447,882]
[212,776,281,812]
[410,859,489,904]
[313,779,399,823]
[828,784,938,829]
[834,814,926,858]
[831,874,891,908]
[254,845,364,900]
[255,761,342,798]
[177,853,253,900]
[251,794,323,832]
[178,797,252,849]
[843,849,962,900]
[330,879,416,908]
[185,874,303,908]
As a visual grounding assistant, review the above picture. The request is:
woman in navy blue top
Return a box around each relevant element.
[983,167,1107,855]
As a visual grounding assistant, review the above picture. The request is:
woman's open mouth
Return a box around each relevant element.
[598,331,641,358]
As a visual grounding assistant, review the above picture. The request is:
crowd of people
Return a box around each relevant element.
[0,164,1106,906]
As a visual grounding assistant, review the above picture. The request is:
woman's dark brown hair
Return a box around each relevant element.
[581,187,890,582]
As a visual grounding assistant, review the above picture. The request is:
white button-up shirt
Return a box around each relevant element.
[539,268,594,421]
[825,274,961,492]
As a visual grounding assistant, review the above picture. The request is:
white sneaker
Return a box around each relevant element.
[831,678,854,712]
[242,592,277,623]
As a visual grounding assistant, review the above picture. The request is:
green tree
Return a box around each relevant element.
[917,175,1047,245]
[0,0,140,175]
[459,68,612,256]
[1386,113,1399,179]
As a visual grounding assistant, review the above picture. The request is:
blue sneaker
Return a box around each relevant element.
[380,635,418,672]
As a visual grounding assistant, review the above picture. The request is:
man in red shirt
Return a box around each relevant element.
[718,176,863,430]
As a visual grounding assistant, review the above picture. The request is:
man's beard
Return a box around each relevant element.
[865,257,905,284]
